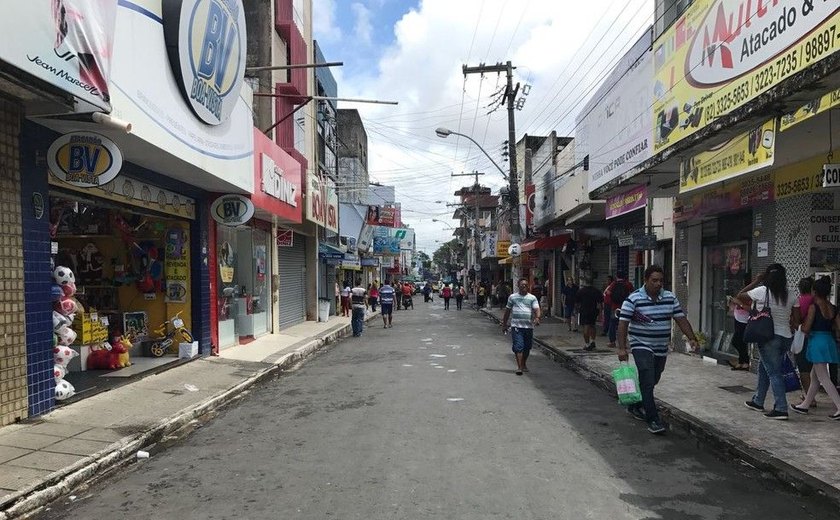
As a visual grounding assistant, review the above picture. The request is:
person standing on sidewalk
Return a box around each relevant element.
[738,264,798,420]
[618,265,699,435]
[605,272,634,349]
[379,279,395,329]
[576,280,603,351]
[350,280,367,337]
[456,284,465,310]
[562,276,580,332]
[368,282,379,313]
[602,275,614,335]
[501,278,541,376]
[791,276,840,418]
[792,277,815,397]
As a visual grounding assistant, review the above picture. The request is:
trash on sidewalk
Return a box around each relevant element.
[136,450,150,459]
[184,383,199,392]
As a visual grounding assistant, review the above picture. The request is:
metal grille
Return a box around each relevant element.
[277,234,307,329]
[774,194,812,290]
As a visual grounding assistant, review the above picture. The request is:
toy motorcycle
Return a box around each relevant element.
[149,311,193,357]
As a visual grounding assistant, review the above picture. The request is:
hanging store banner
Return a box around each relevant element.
[606,184,647,219]
[496,240,511,258]
[357,224,374,252]
[164,225,190,303]
[371,226,409,256]
[824,164,840,188]
[773,149,840,199]
[366,205,396,226]
[484,231,498,259]
[253,129,302,224]
[674,171,774,223]
[276,228,293,247]
[780,88,840,131]
[679,119,776,193]
[324,177,339,233]
[305,171,325,226]
[653,0,840,154]
[810,208,840,267]
[0,1,118,112]
[582,30,654,192]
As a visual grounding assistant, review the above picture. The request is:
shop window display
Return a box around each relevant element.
[49,193,193,395]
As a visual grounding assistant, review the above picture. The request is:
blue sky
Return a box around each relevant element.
[312,0,654,253]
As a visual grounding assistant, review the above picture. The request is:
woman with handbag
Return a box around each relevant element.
[793,277,815,402]
[737,264,799,420]
[790,277,840,418]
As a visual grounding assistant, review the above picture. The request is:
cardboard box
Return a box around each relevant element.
[179,341,198,359]
[71,310,109,344]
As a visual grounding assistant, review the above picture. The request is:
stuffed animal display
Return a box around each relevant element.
[52,266,78,401]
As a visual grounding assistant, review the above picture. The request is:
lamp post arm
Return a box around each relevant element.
[447,131,507,179]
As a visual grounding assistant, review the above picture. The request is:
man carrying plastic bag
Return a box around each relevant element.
[617,265,700,435]
[612,362,642,406]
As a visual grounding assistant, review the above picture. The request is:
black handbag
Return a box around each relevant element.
[743,289,774,344]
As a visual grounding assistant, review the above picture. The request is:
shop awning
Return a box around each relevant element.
[318,243,345,260]
[520,234,571,252]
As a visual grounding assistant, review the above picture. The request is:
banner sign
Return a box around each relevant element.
[276,228,293,247]
[324,177,339,233]
[582,30,654,191]
[653,0,840,154]
[372,226,412,255]
[823,163,840,188]
[496,240,511,258]
[810,209,840,267]
[360,257,379,267]
[679,119,776,193]
[0,1,117,111]
[632,234,658,251]
[253,129,302,223]
[606,185,647,219]
[780,88,840,131]
[366,205,396,226]
[358,224,374,252]
[165,226,190,303]
[211,194,255,226]
[774,150,840,199]
[674,171,773,222]
[484,231,498,259]
[305,171,325,226]
[47,132,123,188]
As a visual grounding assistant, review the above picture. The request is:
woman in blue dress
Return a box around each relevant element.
[791,276,840,419]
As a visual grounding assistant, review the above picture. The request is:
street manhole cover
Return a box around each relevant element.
[719,385,753,394]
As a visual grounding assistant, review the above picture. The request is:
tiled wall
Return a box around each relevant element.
[0,99,28,426]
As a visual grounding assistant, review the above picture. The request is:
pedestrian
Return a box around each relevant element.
[605,272,634,349]
[602,275,614,335]
[618,265,699,435]
[738,263,799,420]
[576,280,603,351]
[562,276,580,332]
[340,282,351,317]
[368,282,379,313]
[423,282,433,302]
[394,281,402,310]
[477,283,487,308]
[350,279,367,337]
[727,292,751,371]
[401,281,413,309]
[335,280,341,316]
[792,277,815,397]
[456,284,465,310]
[791,276,840,418]
[442,284,452,310]
[501,278,541,376]
[379,278,395,328]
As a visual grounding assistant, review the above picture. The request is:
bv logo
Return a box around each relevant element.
[211,194,255,226]
[163,0,247,125]
[47,133,123,188]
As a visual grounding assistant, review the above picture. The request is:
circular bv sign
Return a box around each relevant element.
[162,0,247,125]
[47,132,123,188]
[211,194,254,226]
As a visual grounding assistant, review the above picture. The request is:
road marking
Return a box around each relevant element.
[402,364,413,367]
[421,338,433,342]
[447,369,457,373]
[430,354,447,358]
[447,398,464,402]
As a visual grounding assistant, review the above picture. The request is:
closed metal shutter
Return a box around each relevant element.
[278,234,307,329]
[589,240,612,291]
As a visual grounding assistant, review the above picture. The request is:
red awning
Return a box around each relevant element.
[520,234,571,252]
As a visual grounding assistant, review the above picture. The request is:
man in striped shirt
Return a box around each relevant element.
[501,278,541,376]
[618,265,699,435]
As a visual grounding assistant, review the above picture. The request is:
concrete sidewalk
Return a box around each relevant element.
[480,306,840,506]
[0,311,379,520]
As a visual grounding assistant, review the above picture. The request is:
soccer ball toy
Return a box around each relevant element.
[53,346,79,367]
[508,243,522,257]
[53,266,75,286]
[53,364,67,382]
[56,325,77,346]
[55,379,76,401]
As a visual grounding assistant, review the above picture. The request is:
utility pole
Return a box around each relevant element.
[452,171,485,289]
[462,61,520,279]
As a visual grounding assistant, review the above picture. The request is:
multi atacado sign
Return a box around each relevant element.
[47,132,123,188]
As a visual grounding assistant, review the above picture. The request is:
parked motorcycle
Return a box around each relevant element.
[149,311,193,357]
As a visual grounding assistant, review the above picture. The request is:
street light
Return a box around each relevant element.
[431,218,455,230]
[435,127,507,179]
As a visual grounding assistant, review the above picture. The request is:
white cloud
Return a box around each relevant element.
[315,0,653,254]
[312,0,342,43]
[351,2,373,45]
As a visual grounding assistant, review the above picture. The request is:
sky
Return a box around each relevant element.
[312,0,654,255]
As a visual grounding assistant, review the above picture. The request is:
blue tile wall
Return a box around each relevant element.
[21,122,56,416]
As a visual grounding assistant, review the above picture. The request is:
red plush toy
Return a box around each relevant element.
[86,343,112,370]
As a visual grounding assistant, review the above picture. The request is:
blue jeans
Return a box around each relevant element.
[608,310,619,343]
[753,335,793,412]
[351,307,365,336]
[510,327,534,353]
[630,349,667,423]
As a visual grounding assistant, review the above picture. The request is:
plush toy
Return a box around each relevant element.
[52,265,75,286]
[55,379,75,401]
[55,297,78,316]
[53,364,67,382]
[111,335,132,368]
[107,338,130,369]
[60,282,77,298]
[86,343,111,370]
[56,325,77,346]
[53,310,72,330]
[53,346,78,367]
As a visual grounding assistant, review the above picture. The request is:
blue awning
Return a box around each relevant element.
[318,243,345,260]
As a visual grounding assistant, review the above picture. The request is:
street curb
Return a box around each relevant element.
[479,308,840,507]
[0,316,374,520]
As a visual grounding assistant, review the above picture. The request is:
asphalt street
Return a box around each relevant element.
[35,299,836,519]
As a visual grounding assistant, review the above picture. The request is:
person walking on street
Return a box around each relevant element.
[423,282,433,302]
[618,265,699,435]
[456,284,465,310]
[379,279,395,328]
[728,293,751,371]
[477,283,487,308]
[340,283,351,317]
[501,278,541,376]
[605,272,634,349]
[576,280,603,351]
[350,280,367,337]
[602,275,614,335]
[442,284,452,310]
[791,276,840,418]
[335,281,341,316]
[737,263,799,420]
[394,281,403,310]
[562,276,580,332]
[792,277,815,397]
[368,282,379,313]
